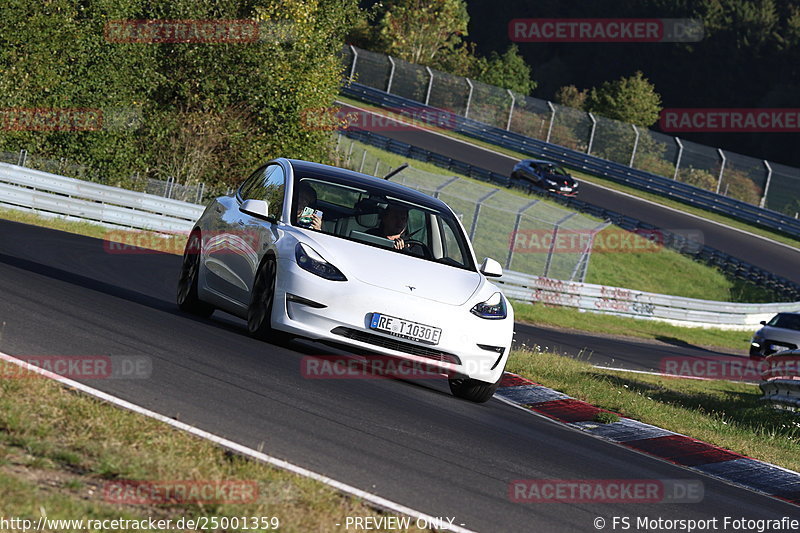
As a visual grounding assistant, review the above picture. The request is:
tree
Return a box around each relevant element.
[586,71,662,127]
[554,85,588,110]
[471,44,536,96]
[376,0,469,65]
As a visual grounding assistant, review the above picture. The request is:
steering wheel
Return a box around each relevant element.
[403,239,431,259]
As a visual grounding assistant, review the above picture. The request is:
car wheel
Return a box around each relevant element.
[177,231,214,317]
[448,375,502,403]
[247,256,290,343]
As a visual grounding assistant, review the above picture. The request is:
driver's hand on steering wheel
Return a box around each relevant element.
[391,237,405,250]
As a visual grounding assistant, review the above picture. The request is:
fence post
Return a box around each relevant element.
[546,102,556,143]
[506,89,516,131]
[358,150,367,173]
[196,182,205,204]
[505,199,540,270]
[386,56,396,94]
[587,113,597,155]
[760,160,773,209]
[425,67,434,106]
[469,188,499,241]
[433,176,460,198]
[629,124,640,167]
[348,45,358,83]
[17,149,27,167]
[373,159,380,177]
[715,148,726,194]
[165,176,174,199]
[464,78,474,118]
[673,138,683,180]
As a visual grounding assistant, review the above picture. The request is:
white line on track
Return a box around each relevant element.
[0,350,477,533]
[336,100,800,255]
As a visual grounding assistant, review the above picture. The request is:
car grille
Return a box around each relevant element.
[331,327,462,365]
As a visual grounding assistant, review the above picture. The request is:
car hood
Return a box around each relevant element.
[294,231,483,306]
[756,326,800,345]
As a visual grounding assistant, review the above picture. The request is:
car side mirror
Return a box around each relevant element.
[480,257,503,278]
[760,321,766,325]
[240,199,270,220]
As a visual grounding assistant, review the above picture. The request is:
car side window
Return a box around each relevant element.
[240,164,285,220]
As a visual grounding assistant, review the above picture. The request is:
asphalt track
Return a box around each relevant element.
[1,220,797,532]
[337,103,800,285]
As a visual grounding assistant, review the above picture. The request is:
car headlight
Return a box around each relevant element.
[295,243,347,281]
[471,292,507,320]
[751,334,764,346]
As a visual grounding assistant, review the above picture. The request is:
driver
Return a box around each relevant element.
[367,204,409,250]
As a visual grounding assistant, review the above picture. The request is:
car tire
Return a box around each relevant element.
[177,231,214,317]
[448,375,501,403]
[247,256,291,343]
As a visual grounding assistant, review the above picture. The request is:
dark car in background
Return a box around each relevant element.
[510,159,579,196]
[750,312,800,359]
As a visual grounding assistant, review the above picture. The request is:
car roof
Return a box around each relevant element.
[522,159,561,165]
[287,159,450,211]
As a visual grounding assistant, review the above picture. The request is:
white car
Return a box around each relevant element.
[177,158,513,402]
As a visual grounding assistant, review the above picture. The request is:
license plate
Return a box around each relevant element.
[370,313,442,345]
[771,344,789,353]
[560,186,572,192]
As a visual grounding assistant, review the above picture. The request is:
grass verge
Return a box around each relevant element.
[506,349,800,472]
[0,360,427,532]
[336,95,800,251]
[511,302,753,352]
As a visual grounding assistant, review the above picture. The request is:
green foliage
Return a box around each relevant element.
[471,44,536,96]
[0,0,361,194]
[586,71,663,127]
[554,85,588,110]
[375,0,469,65]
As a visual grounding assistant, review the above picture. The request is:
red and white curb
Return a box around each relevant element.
[495,372,800,507]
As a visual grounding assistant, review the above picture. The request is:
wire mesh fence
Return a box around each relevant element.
[334,134,610,281]
[343,45,800,217]
[0,149,206,204]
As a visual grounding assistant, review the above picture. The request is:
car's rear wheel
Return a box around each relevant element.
[448,375,501,403]
[177,231,214,317]
[248,256,290,343]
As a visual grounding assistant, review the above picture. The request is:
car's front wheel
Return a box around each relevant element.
[177,231,214,317]
[247,256,291,344]
[449,375,502,403]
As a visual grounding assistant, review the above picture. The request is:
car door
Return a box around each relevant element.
[204,164,285,305]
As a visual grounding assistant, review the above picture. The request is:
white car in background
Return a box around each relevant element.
[177,158,513,402]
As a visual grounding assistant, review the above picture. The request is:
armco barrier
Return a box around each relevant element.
[0,162,204,232]
[341,83,800,240]
[759,350,800,409]
[341,127,800,300]
[497,270,799,330]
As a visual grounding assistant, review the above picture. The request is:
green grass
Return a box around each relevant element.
[337,95,800,251]
[511,301,752,351]
[507,349,800,472]
[0,361,427,532]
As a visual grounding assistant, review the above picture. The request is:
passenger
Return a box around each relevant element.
[295,182,322,230]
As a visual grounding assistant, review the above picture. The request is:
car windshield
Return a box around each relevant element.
[767,313,800,331]
[291,175,475,271]
[542,164,568,176]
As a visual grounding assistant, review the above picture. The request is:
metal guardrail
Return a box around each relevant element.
[341,127,800,300]
[0,162,204,233]
[498,270,799,330]
[759,350,800,409]
[342,83,800,240]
